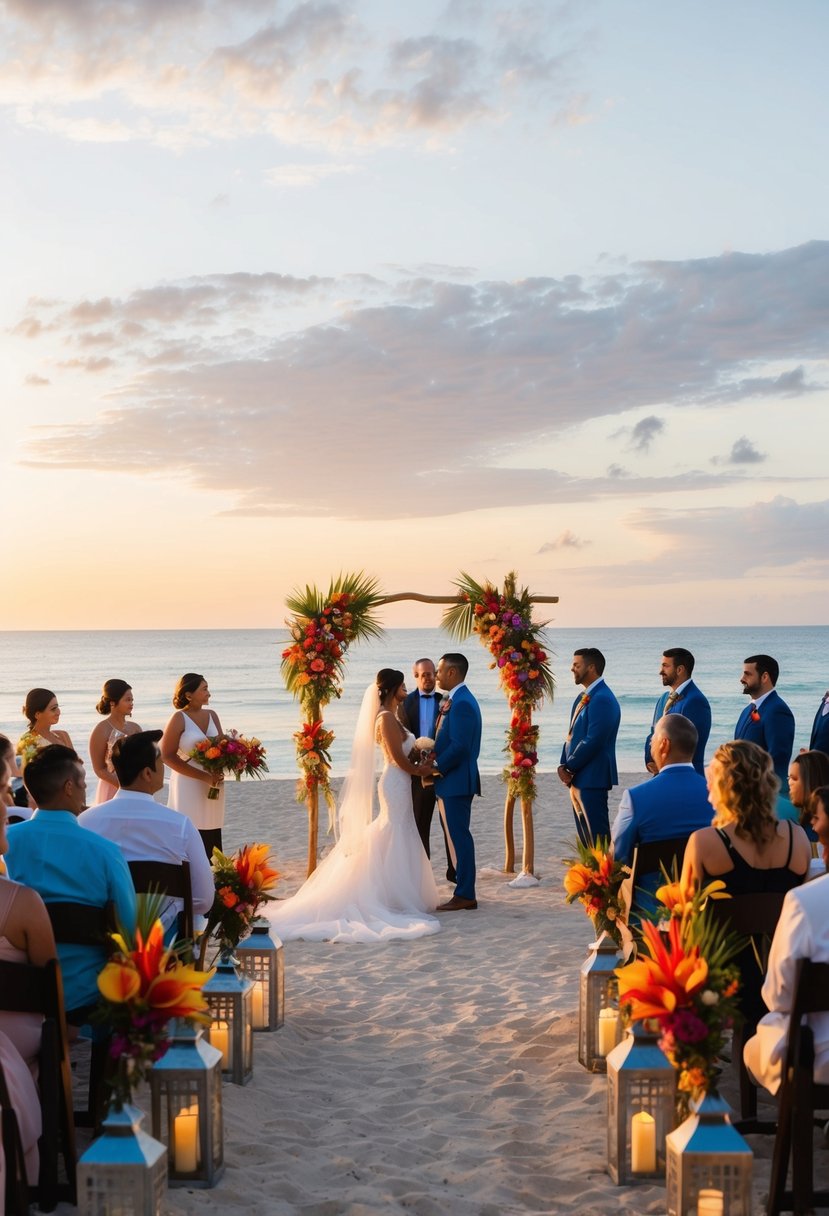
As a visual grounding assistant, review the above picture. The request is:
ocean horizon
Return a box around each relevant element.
[1,625,825,782]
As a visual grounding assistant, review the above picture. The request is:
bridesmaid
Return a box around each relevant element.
[19,688,73,755]
[161,673,226,857]
[88,679,142,805]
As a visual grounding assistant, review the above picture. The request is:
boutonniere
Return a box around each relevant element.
[750,707,761,722]
[580,694,590,707]
[438,698,452,715]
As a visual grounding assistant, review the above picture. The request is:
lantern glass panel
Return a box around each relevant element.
[578,935,621,1071]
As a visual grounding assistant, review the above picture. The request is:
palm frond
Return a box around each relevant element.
[441,571,486,639]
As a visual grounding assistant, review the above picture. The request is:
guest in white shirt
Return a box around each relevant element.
[79,730,214,935]
[743,872,829,1094]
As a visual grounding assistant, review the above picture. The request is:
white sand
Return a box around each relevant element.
[60,773,824,1214]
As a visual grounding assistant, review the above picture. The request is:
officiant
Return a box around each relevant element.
[401,658,456,883]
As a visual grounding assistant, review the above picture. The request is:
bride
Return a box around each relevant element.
[267,669,441,942]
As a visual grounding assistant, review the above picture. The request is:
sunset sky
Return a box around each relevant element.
[2,0,827,631]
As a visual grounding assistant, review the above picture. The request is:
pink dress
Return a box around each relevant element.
[0,1029,41,1187]
[92,726,128,804]
[0,880,43,1068]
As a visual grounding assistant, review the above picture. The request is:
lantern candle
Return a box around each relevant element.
[211,1021,230,1068]
[251,982,266,1030]
[697,1190,724,1216]
[630,1111,657,1173]
[174,1106,199,1173]
[597,1007,617,1057]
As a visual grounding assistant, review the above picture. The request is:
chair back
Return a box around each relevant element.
[707,890,786,939]
[0,1056,30,1216]
[0,957,77,1208]
[45,900,116,948]
[127,859,194,942]
[631,836,690,884]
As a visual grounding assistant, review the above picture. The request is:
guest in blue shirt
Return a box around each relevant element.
[5,744,136,1022]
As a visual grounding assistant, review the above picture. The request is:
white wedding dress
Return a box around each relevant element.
[267,708,441,943]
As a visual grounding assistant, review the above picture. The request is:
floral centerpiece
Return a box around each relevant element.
[442,571,553,803]
[615,877,741,1115]
[96,894,213,1108]
[15,730,41,769]
[198,843,280,966]
[563,836,634,958]
[281,573,384,824]
[188,732,268,799]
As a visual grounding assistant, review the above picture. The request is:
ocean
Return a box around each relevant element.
[0,626,825,781]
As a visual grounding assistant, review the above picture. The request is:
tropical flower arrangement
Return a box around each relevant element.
[198,843,280,965]
[615,877,741,1115]
[188,732,268,799]
[281,573,385,815]
[96,894,213,1108]
[563,836,633,956]
[442,571,554,802]
[293,719,336,809]
[15,730,41,769]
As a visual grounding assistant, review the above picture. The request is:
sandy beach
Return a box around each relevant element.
[58,772,824,1215]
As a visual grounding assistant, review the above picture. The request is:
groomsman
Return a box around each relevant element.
[558,648,621,845]
[810,687,829,753]
[735,654,795,790]
[644,647,711,775]
[434,653,482,911]
[400,658,456,882]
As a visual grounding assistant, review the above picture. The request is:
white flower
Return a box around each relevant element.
[415,737,435,750]
[700,990,720,1006]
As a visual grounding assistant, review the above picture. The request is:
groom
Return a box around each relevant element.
[434,652,482,911]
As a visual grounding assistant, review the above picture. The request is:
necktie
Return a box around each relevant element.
[567,694,589,740]
[664,691,679,712]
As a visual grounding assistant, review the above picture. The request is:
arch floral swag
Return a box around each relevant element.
[281,571,556,878]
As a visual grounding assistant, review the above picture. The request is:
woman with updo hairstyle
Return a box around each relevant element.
[809,786,829,871]
[88,679,142,806]
[787,749,829,839]
[682,739,811,1024]
[161,673,226,857]
[18,689,73,768]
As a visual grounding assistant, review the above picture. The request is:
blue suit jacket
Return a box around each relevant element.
[560,680,620,790]
[734,689,795,790]
[434,685,482,800]
[644,680,712,775]
[614,766,714,866]
[810,698,829,753]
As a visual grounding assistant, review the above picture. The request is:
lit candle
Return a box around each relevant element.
[174,1107,198,1173]
[597,1007,617,1057]
[211,1020,230,1068]
[252,982,266,1030]
[697,1189,724,1216]
[630,1111,656,1173]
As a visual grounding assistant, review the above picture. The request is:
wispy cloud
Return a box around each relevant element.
[538,530,590,553]
[712,436,767,466]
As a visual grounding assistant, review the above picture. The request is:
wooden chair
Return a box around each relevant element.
[0,1055,30,1216]
[621,836,690,929]
[0,957,77,1211]
[708,890,787,1130]
[45,901,117,1133]
[767,959,829,1215]
[127,859,194,943]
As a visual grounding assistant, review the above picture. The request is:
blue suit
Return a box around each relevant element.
[561,679,621,845]
[434,685,482,901]
[644,681,712,775]
[613,765,713,921]
[735,689,795,791]
[809,696,829,754]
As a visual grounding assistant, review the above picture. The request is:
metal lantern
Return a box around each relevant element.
[666,1092,753,1216]
[235,920,285,1031]
[204,949,254,1086]
[77,1102,167,1216]
[578,931,622,1072]
[149,1019,224,1187]
[606,1021,678,1184]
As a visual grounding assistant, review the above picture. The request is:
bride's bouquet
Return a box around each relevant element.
[413,736,437,787]
[188,732,269,799]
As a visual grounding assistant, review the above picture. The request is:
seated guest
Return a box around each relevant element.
[0,1029,41,1192]
[682,740,811,1024]
[809,786,829,872]
[4,745,136,1025]
[743,872,829,1094]
[0,804,58,1069]
[80,730,214,939]
[787,749,829,840]
[613,715,713,921]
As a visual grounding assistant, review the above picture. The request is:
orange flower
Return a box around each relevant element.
[235,843,280,893]
[615,918,709,1022]
[563,862,593,897]
[218,885,237,908]
[205,746,222,760]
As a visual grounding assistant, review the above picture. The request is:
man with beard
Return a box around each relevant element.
[735,654,795,790]
[644,647,711,775]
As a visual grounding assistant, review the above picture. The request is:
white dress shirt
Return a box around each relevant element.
[79,789,215,929]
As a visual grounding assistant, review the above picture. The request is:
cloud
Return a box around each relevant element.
[16,241,828,518]
[0,0,593,150]
[711,436,767,466]
[627,414,664,453]
[537,530,590,552]
[24,373,50,387]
